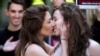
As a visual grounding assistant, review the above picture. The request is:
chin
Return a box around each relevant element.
[48,34,52,36]
[45,33,52,36]
[13,22,20,25]
[13,23,20,26]
[53,32,59,36]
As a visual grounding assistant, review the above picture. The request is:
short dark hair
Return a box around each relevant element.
[7,0,25,10]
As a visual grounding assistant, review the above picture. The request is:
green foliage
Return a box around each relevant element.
[0,0,4,7]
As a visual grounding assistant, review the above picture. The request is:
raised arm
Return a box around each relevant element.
[60,22,69,56]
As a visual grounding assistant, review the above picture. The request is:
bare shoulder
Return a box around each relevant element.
[88,39,100,56]
[25,44,49,56]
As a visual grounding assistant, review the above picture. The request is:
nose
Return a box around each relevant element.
[51,20,56,27]
[15,12,19,18]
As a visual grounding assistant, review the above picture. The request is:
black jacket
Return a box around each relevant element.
[91,20,100,43]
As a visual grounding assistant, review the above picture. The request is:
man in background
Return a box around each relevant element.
[0,0,25,56]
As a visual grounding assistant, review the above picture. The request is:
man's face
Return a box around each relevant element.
[6,3,24,26]
[53,0,64,7]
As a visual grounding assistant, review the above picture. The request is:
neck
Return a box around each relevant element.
[8,23,22,31]
[38,34,44,42]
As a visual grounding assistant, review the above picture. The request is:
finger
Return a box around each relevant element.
[59,22,64,30]
[7,36,14,42]
[14,40,20,43]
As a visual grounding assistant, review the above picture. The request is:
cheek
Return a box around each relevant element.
[20,13,24,17]
[55,20,63,33]
[56,20,62,28]
[45,25,51,31]
[55,22,60,31]
[9,14,14,17]
[41,24,53,36]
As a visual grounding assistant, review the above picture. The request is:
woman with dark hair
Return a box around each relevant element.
[15,5,55,56]
[52,3,100,56]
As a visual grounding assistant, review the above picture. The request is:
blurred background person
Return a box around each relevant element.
[52,0,74,8]
[91,7,100,43]
[0,0,25,56]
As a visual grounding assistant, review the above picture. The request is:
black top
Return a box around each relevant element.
[91,20,100,43]
[0,27,20,56]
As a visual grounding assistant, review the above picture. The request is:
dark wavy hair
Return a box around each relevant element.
[53,3,92,56]
[7,0,25,10]
[15,5,49,56]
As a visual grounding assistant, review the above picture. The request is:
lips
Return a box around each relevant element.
[14,18,20,21]
[54,28,58,33]
[53,26,57,31]
[52,28,54,32]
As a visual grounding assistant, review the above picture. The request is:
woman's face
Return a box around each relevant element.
[53,10,64,36]
[40,11,55,36]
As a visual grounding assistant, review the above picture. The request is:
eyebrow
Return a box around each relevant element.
[19,10,24,12]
